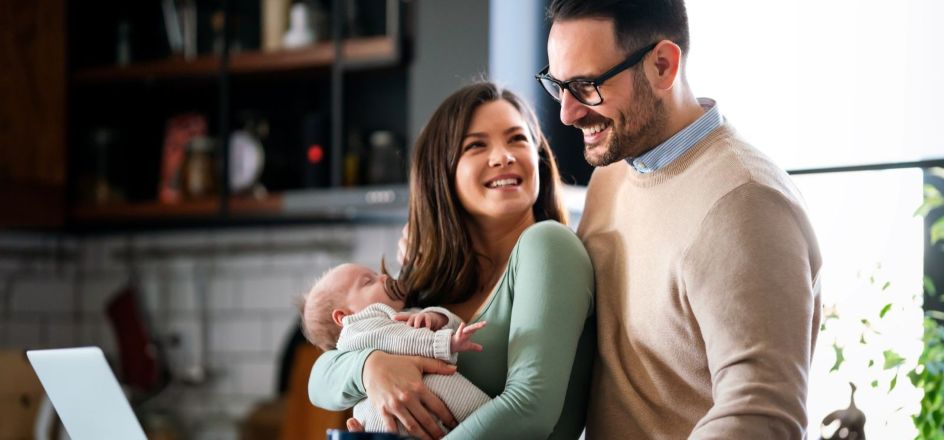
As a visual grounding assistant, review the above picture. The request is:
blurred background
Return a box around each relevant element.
[0,0,942,439]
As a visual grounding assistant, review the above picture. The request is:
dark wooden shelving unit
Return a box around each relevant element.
[66,0,410,228]
[73,36,399,82]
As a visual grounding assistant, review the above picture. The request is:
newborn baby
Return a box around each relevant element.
[300,263,491,433]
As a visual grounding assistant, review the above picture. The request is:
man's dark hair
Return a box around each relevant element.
[547,0,690,58]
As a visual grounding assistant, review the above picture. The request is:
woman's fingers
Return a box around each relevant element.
[346,417,364,432]
[380,410,399,434]
[420,387,457,429]
[402,396,443,439]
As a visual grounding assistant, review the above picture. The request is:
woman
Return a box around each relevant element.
[309,82,595,439]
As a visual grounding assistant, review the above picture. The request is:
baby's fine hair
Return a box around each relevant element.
[298,266,345,351]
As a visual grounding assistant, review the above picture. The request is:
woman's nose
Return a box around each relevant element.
[488,146,516,167]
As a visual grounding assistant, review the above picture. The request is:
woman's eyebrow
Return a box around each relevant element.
[463,132,488,140]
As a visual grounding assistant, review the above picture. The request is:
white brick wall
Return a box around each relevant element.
[0,223,401,440]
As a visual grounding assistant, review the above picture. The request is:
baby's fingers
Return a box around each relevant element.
[393,313,410,322]
[463,321,487,335]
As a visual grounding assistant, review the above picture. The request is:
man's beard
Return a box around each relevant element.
[583,69,668,167]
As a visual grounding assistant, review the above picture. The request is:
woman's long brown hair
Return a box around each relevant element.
[384,81,568,308]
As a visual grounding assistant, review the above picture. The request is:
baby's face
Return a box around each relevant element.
[330,263,404,313]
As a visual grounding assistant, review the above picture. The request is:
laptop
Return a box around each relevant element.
[26,347,146,440]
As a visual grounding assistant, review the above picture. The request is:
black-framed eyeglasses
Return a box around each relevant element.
[535,42,659,106]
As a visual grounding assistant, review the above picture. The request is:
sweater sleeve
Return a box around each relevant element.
[683,183,819,439]
[445,222,595,439]
[339,304,457,363]
[308,348,372,411]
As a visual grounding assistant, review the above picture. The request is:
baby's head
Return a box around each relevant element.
[299,263,405,350]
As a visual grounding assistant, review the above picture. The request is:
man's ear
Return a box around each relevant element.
[332,309,349,327]
[648,39,682,91]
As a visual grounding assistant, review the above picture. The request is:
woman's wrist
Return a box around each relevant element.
[359,349,381,394]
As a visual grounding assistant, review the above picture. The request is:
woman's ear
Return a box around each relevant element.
[332,309,349,327]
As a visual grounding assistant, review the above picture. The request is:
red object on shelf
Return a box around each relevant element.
[307,144,324,164]
[159,113,207,203]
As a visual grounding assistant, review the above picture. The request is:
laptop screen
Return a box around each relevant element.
[27,347,146,440]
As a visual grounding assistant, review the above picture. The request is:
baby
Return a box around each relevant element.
[299,262,491,433]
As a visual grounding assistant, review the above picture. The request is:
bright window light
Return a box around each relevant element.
[686,0,944,170]
[793,169,924,438]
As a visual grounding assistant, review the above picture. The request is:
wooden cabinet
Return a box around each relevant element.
[0,0,67,227]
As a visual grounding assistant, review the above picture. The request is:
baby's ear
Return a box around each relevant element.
[331,309,348,327]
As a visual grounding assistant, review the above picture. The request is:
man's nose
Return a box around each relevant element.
[559,90,588,127]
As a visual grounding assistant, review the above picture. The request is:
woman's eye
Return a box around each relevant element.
[510,134,528,143]
[463,142,485,151]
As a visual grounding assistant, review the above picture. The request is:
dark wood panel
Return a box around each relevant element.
[0,0,66,185]
[0,183,64,228]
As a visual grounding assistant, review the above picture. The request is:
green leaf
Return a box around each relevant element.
[884,350,905,370]
[880,303,893,318]
[926,276,938,296]
[881,281,891,291]
[915,183,944,217]
[830,344,845,372]
[860,333,867,344]
[889,374,898,392]
[871,380,879,388]
[868,359,875,368]
[932,218,944,245]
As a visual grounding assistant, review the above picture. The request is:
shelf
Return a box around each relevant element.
[72,36,399,83]
[69,185,408,224]
[71,195,283,222]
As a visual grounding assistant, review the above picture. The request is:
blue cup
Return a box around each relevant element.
[326,430,416,440]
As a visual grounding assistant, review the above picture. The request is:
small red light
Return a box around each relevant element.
[307,145,324,163]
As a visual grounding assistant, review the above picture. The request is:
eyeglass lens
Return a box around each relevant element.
[538,78,600,105]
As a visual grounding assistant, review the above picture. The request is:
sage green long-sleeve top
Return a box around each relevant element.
[308,221,596,439]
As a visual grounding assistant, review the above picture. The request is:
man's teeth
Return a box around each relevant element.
[488,178,519,188]
[581,123,608,136]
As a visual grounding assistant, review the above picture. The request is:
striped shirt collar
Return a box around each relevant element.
[626,98,722,173]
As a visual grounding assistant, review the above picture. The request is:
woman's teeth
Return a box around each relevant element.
[487,178,519,188]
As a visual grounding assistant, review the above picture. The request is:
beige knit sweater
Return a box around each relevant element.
[578,123,822,439]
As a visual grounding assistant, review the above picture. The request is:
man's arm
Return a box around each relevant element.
[684,183,821,439]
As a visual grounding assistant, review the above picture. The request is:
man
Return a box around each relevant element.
[537,0,822,438]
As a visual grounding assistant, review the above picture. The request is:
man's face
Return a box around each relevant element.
[547,18,668,166]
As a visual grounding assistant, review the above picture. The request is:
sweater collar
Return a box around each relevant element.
[625,98,722,173]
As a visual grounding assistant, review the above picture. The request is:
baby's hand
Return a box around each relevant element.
[451,321,486,353]
[394,311,448,331]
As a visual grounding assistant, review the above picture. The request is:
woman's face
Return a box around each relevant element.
[454,99,540,224]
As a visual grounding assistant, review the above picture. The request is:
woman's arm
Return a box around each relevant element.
[308,348,458,439]
[446,222,595,439]
[308,349,374,410]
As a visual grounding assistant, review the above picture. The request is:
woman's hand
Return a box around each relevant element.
[363,351,458,440]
